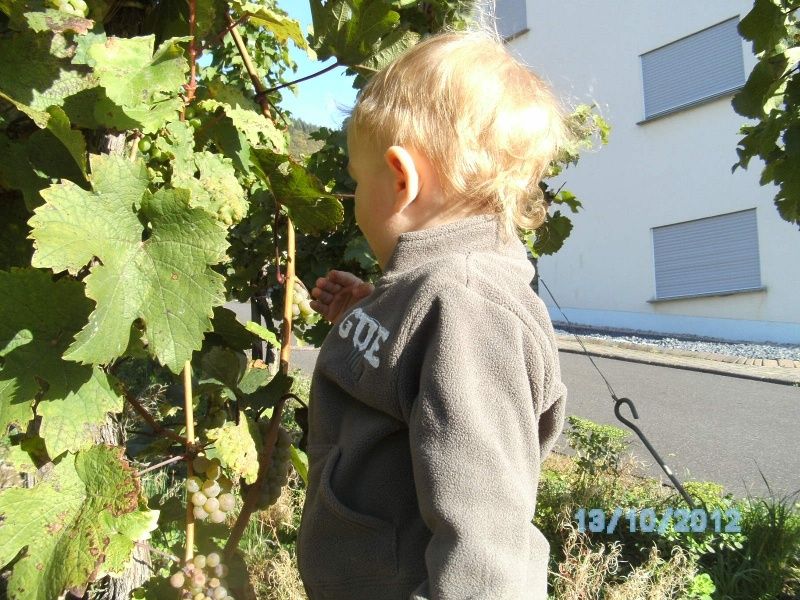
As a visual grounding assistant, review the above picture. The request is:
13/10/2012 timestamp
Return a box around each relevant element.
[574,507,742,534]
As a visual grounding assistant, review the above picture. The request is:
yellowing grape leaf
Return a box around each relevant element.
[29,154,229,373]
[206,415,261,484]
[172,151,248,226]
[232,1,307,49]
[199,78,287,153]
[0,445,158,600]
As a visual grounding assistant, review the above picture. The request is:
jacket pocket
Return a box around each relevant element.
[298,445,398,586]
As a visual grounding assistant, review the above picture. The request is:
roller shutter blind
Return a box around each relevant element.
[652,209,762,300]
[496,0,527,39]
[641,16,745,120]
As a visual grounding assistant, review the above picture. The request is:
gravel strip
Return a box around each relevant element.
[553,325,800,362]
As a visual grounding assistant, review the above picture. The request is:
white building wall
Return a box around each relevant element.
[507,0,800,343]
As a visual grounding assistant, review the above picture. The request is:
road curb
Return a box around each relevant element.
[556,335,800,386]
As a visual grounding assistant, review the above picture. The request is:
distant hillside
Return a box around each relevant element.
[287,117,326,159]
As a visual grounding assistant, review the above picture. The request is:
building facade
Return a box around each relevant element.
[496,0,800,344]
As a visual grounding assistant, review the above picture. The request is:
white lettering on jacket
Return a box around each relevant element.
[337,307,390,368]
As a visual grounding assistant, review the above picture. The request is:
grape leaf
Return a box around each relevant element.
[172,151,248,226]
[206,415,261,484]
[87,34,189,133]
[250,149,343,235]
[343,235,377,270]
[0,445,158,600]
[310,0,401,64]
[237,360,274,395]
[198,345,247,390]
[153,120,195,175]
[245,321,281,348]
[24,9,94,34]
[29,154,229,372]
[532,211,573,257]
[738,0,787,54]
[349,27,420,87]
[204,114,252,174]
[199,78,287,152]
[0,30,95,127]
[0,268,114,440]
[207,305,259,351]
[0,440,37,476]
[232,1,308,49]
[44,106,87,175]
[36,367,122,458]
[290,445,308,486]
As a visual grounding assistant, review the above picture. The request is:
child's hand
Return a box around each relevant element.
[310,270,375,325]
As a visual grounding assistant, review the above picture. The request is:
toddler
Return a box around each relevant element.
[296,26,571,600]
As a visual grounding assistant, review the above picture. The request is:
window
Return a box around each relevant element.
[640,16,745,121]
[496,0,527,41]
[651,209,762,301]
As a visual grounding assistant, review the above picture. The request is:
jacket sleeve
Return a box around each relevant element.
[405,286,564,600]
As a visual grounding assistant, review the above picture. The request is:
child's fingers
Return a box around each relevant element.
[312,288,333,304]
[314,276,341,294]
[328,269,362,288]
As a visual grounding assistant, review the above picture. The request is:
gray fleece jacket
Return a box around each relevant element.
[296,212,568,600]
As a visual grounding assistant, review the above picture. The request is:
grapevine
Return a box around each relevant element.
[0,0,600,596]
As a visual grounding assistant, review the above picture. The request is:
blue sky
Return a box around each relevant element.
[275,1,358,130]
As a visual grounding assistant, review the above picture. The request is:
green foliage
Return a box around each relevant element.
[686,572,716,600]
[704,485,800,600]
[0,0,609,595]
[537,417,800,598]
[29,156,230,373]
[566,415,630,481]
[0,445,158,600]
[527,102,610,257]
[732,0,800,227]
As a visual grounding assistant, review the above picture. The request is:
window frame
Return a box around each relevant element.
[637,15,746,124]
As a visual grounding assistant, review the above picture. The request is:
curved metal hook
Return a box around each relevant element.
[613,397,695,509]
[613,396,639,427]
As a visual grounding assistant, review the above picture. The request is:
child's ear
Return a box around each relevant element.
[384,146,420,209]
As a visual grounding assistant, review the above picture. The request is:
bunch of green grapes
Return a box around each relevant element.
[187,456,236,524]
[137,136,170,184]
[249,423,293,510]
[169,552,233,600]
[292,279,317,325]
[46,0,88,17]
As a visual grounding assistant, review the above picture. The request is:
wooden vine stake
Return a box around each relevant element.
[183,359,196,563]
[225,218,296,556]
[220,12,301,559]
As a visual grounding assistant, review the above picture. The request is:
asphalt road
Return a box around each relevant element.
[288,347,800,499]
[556,351,800,499]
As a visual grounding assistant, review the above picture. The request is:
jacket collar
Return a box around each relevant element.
[377,212,532,284]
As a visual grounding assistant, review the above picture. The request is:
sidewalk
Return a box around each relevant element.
[556,334,800,386]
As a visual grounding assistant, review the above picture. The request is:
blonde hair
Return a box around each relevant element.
[345,26,574,244]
